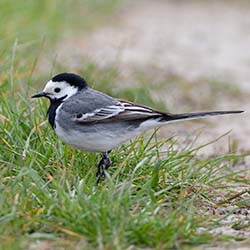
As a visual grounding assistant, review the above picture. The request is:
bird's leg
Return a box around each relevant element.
[103,150,112,170]
[96,156,105,184]
[95,151,112,184]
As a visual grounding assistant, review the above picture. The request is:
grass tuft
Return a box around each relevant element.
[0,82,249,249]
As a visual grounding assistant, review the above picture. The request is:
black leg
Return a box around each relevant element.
[96,157,105,185]
[103,151,112,170]
[95,151,112,184]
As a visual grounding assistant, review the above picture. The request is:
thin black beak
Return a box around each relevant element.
[31,92,47,98]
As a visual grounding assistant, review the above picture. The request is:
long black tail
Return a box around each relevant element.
[161,110,244,123]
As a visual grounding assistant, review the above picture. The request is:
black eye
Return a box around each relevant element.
[54,87,61,93]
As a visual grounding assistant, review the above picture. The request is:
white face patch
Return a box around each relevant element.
[43,80,78,101]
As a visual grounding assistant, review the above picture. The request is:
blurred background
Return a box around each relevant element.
[0,0,249,154]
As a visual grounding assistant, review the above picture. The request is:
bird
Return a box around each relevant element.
[32,73,244,184]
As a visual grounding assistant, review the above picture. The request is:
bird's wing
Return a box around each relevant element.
[74,99,163,124]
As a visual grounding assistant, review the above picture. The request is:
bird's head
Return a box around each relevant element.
[32,73,88,102]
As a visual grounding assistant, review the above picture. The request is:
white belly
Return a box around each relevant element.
[54,122,140,152]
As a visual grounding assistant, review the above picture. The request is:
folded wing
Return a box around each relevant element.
[74,99,244,125]
[74,99,163,124]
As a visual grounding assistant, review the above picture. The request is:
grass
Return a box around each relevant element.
[0,1,250,249]
[1,75,249,249]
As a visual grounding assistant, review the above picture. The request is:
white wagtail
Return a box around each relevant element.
[32,73,243,183]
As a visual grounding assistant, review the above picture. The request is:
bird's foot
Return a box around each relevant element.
[96,168,105,185]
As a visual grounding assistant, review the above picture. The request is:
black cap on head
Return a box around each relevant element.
[52,73,88,89]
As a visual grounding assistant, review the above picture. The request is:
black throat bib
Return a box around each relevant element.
[47,95,67,129]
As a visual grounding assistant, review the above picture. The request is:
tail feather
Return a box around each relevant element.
[161,110,244,123]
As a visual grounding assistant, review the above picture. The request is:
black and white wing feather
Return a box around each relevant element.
[74,99,163,124]
[74,98,243,125]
